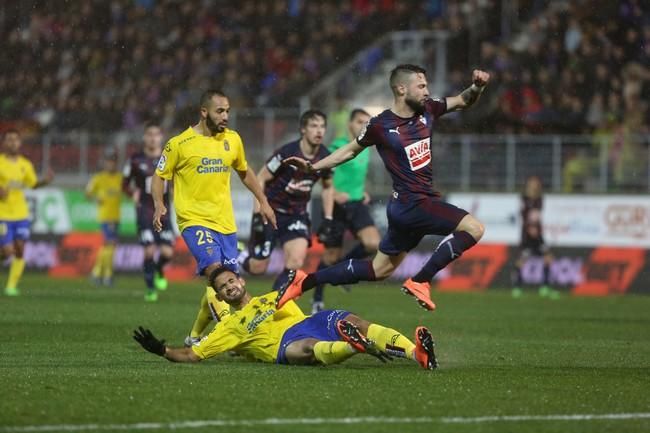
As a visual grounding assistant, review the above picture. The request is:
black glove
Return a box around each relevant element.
[133,326,166,356]
[251,212,265,234]
[317,218,343,244]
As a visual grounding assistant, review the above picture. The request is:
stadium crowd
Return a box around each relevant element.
[1,0,484,132]
[0,0,647,139]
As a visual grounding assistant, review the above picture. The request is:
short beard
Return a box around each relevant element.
[206,116,224,134]
[405,96,425,115]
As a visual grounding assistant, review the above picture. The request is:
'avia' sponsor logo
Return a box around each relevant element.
[404,138,431,171]
[197,157,230,174]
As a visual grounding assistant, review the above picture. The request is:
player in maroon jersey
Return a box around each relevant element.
[277,64,490,311]
[512,175,557,299]
[122,122,174,302]
[239,110,337,292]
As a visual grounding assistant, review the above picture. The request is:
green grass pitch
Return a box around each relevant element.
[1,273,650,433]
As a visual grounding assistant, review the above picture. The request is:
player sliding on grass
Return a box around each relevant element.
[133,267,437,370]
[279,64,489,311]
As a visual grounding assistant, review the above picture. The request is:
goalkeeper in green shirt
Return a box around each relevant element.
[313,109,381,313]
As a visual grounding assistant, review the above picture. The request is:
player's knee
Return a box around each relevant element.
[363,238,379,254]
[246,258,268,275]
[285,256,305,270]
[461,216,485,241]
[344,314,370,334]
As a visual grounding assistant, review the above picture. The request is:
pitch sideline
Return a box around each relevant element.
[2,413,650,432]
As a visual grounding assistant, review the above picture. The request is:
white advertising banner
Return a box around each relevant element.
[448,193,650,248]
[447,193,520,244]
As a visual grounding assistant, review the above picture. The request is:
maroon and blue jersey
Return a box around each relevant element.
[264,140,332,215]
[122,151,170,224]
[356,98,448,199]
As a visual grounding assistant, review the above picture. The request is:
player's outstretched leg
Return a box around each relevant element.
[413,326,438,370]
[336,320,392,363]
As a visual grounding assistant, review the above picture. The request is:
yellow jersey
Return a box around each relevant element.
[192,291,306,363]
[86,171,122,223]
[155,126,248,234]
[0,154,38,221]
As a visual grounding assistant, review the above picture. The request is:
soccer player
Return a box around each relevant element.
[278,65,489,311]
[512,175,558,299]
[86,150,122,286]
[0,130,54,296]
[311,108,381,313]
[152,89,276,345]
[123,122,174,302]
[240,109,336,293]
[133,267,437,370]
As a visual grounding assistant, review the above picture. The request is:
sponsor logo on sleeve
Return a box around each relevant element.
[267,154,282,173]
[157,154,167,171]
[404,137,431,171]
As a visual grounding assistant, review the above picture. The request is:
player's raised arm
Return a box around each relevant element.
[236,166,277,229]
[151,174,167,232]
[445,69,490,112]
[284,139,365,174]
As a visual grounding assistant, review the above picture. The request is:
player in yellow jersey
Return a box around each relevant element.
[86,150,122,286]
[0,130,54,296]
[133,267,438,370]
[152,89,276,346]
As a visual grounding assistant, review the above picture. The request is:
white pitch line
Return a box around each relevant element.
[2,413,650,432]
[442,412,650,423]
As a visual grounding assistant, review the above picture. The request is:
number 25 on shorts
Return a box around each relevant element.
[196,230,214,245]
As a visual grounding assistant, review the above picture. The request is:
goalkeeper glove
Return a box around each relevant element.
[133,326,166,356]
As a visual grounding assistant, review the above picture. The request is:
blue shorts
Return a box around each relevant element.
[379,194,468,255]
[276,309,350,365]
[100,222,119,242]
[249,213,311,260]
[0,220,31,246]
[182,226,239,275]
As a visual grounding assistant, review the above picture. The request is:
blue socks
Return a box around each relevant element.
[412,231,476,283]
[144,258,155,289]
[303,259,376,292]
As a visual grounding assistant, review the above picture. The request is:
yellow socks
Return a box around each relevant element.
[189,287,231,338]
[92,246,104,278]
[6,257,25,290]
[313,341,356,365]
[367,323,416,360]
[101,245,115,279]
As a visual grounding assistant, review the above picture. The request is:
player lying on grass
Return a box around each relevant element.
[133,267,437,369]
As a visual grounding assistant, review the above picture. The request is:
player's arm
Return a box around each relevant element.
[237,167,277,229]
[445,69,490,112]
[132,327,201,363]
[284,140,365,173]
[121,159,139,201]
[151,174,167,232]
[321,177,334,219]
[251,165,273,212]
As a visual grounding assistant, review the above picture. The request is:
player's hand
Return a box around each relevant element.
[153,204,167,232]
[334,191,349,205]
[43,168,55,184]
[317,218,344,245]
[283,156,314,174]
[362,191,371,205]
[472,69,490,88]
[259,200,277,230]
[132,189,141,203]
[133,326,166,356]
